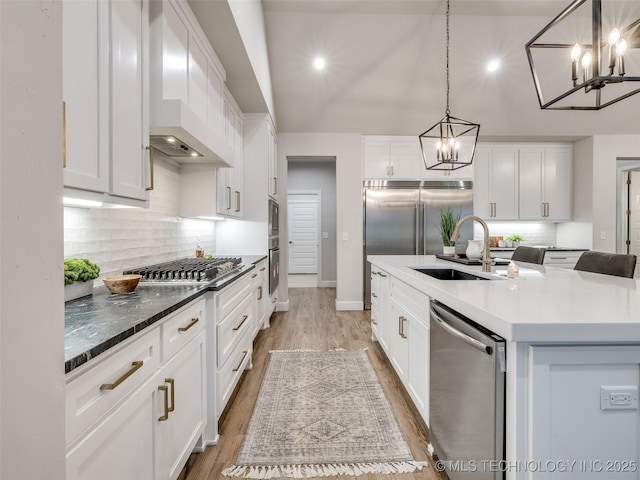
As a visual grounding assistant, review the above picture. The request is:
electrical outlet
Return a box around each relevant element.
[322,232,329,239]
[342,232,348,241]
[600,231,607,240]
[601,386,638,411]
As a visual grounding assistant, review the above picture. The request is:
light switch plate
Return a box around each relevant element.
[323,232,329,239]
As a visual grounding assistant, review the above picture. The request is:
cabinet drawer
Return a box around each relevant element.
[216,273,253,320]
[217,292,253,367]
[371,305,379,338]
[544,251,583,268]
[389,277,429,319]
[162,298,205,361]
[66,328,161,447]
[216,331,252,418]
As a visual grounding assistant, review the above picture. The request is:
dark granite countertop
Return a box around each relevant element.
[64,255,267,374]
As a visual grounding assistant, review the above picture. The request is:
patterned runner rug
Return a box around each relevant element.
[222,349,428,478]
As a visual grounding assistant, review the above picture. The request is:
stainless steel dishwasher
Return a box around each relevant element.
[429,300,506,480]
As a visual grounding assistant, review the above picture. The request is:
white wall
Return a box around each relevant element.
[288,161,337,285]
[1,1,66,478]
[278,134,363,310]
[64,157,216,283]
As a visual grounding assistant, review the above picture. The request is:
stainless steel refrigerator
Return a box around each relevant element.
[363,180,473,308]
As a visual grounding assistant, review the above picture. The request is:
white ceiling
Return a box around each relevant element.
[199,0,640,140]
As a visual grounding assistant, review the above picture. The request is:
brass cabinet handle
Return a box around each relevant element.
[258,285,263,300]
[146,146,155,191]
[273,177,278,195]
[378,272,387,278]
[226,186,232,210]
[260,267,266,272]
[158,385,169,421]
[272,297,277,303]
[372,317,378,325]
[62,101,67,168]
[252,273,258,278]
[233,314,249,331]
[178,317,199,332]
[399,316,408,339]
[100,361,143,390]
[165,378,175,412]
[235,191,241,212]
[390,165,394,176]
[541,202,545,217]
[372,293,378,298]
[233,350,248,372]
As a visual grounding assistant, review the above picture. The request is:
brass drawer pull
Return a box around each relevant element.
[233,314,249,331]
[226,186,232,210]
[165,378,175,412]
[100,361,143,391]
[372,293,378,298]
[233,350,248,372]
[372,318,378,325]
[399,316,408,339]
[235,191,241,212]
[158,385,169,421]
[378,272,387,277]
[252,273,258,278]
[258,285,263,301]
[178,317,199,332]
[260,267,266,272]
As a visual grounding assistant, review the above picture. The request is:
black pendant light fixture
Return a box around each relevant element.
[419,0,480,172]
[526,0,640,110]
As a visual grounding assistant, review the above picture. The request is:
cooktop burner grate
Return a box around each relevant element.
[124,257,242,282]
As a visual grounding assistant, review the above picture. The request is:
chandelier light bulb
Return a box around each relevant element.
[435,140,442,150]
[581,51,592,69]
[448,138,455,146]
[609,28,621,46]
[571,43,581,61]
[617,38,627,56]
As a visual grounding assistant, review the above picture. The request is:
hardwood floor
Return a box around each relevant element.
[183,287,441,480]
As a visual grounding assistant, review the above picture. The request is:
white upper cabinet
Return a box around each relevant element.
[362,137,418,179]
[362,136,473,180]
[216,90,244,218]
[63,0,150,206]
[149,0,231,166]
[268,122,278,200]
[474,147,519,220]
[519,147,572,221]
[474,144,572,222]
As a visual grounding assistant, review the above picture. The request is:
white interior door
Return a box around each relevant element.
[288,194,319,274]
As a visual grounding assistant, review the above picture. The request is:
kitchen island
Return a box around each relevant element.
[369,255,640,480]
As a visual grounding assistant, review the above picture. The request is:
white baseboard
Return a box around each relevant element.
[277,300,289,311]
[335,300,364,311]
[319,280,336,288]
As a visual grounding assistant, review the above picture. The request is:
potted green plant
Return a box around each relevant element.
[64,258,100,302]
[506,233,524,248]
[438,207,461,255]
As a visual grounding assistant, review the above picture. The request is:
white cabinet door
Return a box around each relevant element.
[156,332,206,480]
[543,147,571,221]
[518,147,545,220]
[66,379,156,480]
[376,270,392,355]
[268,123,278,199]
[110,0,149,201]
[389,300,409,382]
[474,147,518,220]
[188,33,209,122]
[389,142,418,178]
[63,0,109,193]
[216,93,243,218]
[407,315,429,423]
[363,141,390,179]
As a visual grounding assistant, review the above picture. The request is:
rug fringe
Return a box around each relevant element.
[221,461,428,478]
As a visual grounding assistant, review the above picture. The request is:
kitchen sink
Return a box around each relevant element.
[413,268,490,281]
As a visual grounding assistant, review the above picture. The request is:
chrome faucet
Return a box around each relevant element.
[450,215,494,273]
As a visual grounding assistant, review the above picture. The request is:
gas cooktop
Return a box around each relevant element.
[124,257,243,283]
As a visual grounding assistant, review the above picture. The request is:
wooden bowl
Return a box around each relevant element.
[103,274,142,294]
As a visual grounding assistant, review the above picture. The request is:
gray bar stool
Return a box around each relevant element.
[573,251,637,278]
[511,246,546,265]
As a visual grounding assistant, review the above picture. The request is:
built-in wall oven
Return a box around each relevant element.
[268,199,279,295]
[429,300,506,480]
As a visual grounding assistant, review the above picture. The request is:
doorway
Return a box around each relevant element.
[616,159,640,277]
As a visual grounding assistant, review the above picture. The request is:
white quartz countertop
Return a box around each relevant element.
[368,255,640,343]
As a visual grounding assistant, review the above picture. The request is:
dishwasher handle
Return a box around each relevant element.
[430,307,493,355]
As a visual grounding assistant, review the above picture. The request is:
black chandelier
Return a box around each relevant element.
[526,0,640,110]
[419,0,479,172]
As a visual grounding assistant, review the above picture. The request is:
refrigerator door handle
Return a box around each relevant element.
[423,203,428,255]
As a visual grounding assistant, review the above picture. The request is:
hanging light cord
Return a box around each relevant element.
[445,0,450,115]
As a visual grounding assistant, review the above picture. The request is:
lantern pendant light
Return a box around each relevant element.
[419,0,480,172]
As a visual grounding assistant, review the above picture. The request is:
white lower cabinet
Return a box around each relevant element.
[371,263,430,425]
[252,259,269,331]
[66,298,206,480]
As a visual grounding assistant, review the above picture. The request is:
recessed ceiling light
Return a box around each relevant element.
[313,57,326,70]
[487,60,500,72]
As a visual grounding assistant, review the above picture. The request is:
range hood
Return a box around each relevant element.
[149,100,233,167]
